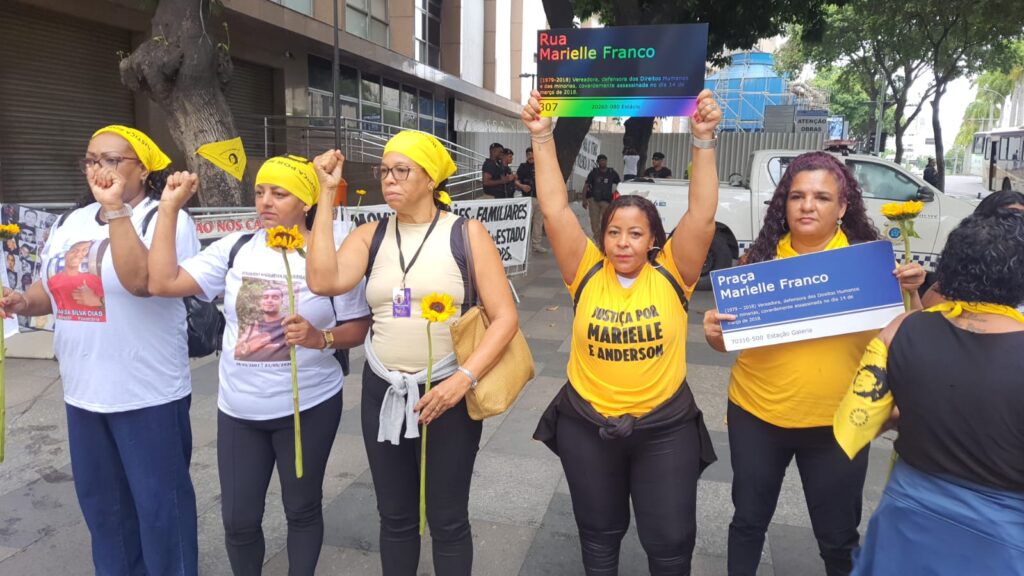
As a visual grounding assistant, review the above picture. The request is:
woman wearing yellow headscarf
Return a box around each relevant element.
[148,155,372,576]
[0,125,201,575]
[305,132,518,575]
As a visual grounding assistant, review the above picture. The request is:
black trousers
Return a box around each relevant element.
[361,365,482,576]
[217,390,343,576]
[556,409,702,576]
[726,401,869,576]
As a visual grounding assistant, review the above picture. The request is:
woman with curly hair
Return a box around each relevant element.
[837,212,1024,575]
[702,151,926,576]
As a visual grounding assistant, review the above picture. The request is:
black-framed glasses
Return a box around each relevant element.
[78,154,141,173]
[373,164,413,181]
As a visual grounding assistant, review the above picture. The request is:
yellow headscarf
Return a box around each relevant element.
[255,155,320,206]
[383,131,457,185]
[92,125,172,172]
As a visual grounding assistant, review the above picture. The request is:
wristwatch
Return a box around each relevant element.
[321,329,335,350]
[102,204,133,221]
[692,135,717,150]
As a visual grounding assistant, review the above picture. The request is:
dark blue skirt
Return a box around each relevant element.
[853,459,1024,575]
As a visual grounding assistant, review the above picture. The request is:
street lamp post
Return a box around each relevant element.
[519,73,537,93]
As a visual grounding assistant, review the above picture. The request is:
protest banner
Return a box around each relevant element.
[711,241,905,351]
[1,204,57,331]
[536,24,708,118]
[343,197,533,276]
[193,213,263,241]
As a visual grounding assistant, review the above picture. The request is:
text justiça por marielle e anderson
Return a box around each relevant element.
[539,32,656,61]
[717,271,830,299]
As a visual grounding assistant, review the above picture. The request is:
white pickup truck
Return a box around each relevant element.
[618,149,976,289]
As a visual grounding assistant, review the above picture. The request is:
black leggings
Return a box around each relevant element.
[217,390,343,576]
[726,401,869,576]
[556,409,702,576]
[361,365,482,576]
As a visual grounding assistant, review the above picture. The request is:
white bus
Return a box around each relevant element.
[977,127,1024,192]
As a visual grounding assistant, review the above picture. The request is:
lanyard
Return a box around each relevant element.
[395,208,441,289]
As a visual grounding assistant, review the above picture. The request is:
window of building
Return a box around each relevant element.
[347,0,389,47]
[271,0,312,16]
[415,0,442,67]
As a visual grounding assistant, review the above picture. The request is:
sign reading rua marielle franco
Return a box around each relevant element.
[342,198,532,272]
[536,24,708,118]
[711,241,905,351]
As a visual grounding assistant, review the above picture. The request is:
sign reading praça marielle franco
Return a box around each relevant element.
[536,24,708,117]
[711,241,905,351]
[342,198,533,272]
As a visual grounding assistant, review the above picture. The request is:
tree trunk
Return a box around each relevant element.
[930,84,947,191]
[120,0,244,206]
[892,99,906,163]
[624,117,655,174]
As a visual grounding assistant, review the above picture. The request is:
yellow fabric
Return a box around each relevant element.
[383,130,457,185]
[833,338,894,459]
[92,125,171,172]
[566,240,694,417]
[729,227,876,428]
[926,301,1024,323]
[196,137,247,181]
[255,155,320,206]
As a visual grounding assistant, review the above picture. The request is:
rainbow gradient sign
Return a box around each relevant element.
[536,24,708,118]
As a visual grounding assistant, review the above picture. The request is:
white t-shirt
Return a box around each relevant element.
[181,222,369,420]
[623,155,640,176]
[40,198,201,413]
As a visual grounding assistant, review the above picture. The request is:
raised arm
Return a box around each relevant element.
[306,149,373,297]
[87,166,151,296]
[671,89,722,286]
[147,172,204,298]
[522,90,588,284]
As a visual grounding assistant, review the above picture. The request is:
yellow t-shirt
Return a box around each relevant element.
[728,230,874,428]
[567,240,694,417]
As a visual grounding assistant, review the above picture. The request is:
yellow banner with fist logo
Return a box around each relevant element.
[833,337,894,459]
[196,137,247,181]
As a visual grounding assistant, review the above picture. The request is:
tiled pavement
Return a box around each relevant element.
[0,218,897,575]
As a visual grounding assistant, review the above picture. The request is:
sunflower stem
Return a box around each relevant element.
[282,250,303,479]
[900,223,912,312]
[1,324,6,464]
[420,322,433,536]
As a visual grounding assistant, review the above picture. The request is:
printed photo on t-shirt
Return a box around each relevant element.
[234,276,292,363]
[45,239,108,322]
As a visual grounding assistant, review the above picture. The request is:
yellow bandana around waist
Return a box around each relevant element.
[926,301,1024,323]
[255,155,320,206]
[776,229,849,259]
[383,130,457,184]
[92,125,171,172]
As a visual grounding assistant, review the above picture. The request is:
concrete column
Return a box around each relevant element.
[484,0,496,91]
[440,0,462,76]
[510,0,523,102]
[389,0,415,59]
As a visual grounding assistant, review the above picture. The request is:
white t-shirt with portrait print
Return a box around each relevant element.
[181,221,369,421]
[39,197,201,413]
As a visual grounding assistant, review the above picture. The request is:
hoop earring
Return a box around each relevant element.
[837,217,843,227]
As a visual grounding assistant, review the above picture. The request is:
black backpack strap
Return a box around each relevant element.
[572,260,605,313]
[56,208,75,229]
[652,264,690,312]
[139,205,160,237]
[227,233,255,270]
[365,217,389,279]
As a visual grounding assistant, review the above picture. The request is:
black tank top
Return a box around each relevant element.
[888,311,1024,491]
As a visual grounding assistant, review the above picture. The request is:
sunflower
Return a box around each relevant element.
[421,292,456,323]
[0,224,20,240]
[436,190,452,206]
[266,225,305,252]
[355,189,367,196]
[880,201,924,221]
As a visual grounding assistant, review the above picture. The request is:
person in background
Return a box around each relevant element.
[305,131,518,576]
[836,213,1024,575]
[0,125,201,575]
[148,154,371,576]
[526,88,722,574]
[642,152,672,179]
[703,151,925,576]
[582,154,620,240]
[481,142,513,199]
[923,158,938,187]
[622,146,639,181]
[504,148,530,198]
[517,147,548,254]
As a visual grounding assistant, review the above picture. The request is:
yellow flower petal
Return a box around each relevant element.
[266,225,305,251]
[356,189,367,196]
[881,201,923,221]
[421,292,456,323]
[436,190,452,206]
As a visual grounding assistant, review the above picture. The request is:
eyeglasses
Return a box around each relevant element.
[373,164,413,181]
[78,154,140,173]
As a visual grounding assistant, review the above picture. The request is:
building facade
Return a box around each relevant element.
[0,0,528,203]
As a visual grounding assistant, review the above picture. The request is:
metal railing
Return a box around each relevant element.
[248,114,488,199]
